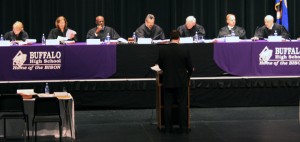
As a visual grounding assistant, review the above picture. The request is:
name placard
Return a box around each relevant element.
[46,39,60,45]
[225,36,240,42]
[268,36,282,42]
[179,37,193,44]
[0,40,11,46]
[137,38,152,44]
[86,39,101,45]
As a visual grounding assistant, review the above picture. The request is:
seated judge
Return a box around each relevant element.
[218,14,246,39]
[4,21,29,42]
[48,16,77,41]
[252,15,290,40]
[177,16,205,37]
[135,14,165,40]
[86,16,120,41]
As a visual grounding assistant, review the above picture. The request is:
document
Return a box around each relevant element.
[66,29,77,39]
[151,64,162,72]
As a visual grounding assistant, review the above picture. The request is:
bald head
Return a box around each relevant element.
[226,14,236,27]
[96,16,105,26]
[264,15,274,29]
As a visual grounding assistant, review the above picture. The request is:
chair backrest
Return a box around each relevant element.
[0,94,25,113]
[34,97,60,116]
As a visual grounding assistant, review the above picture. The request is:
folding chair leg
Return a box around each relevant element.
[3,119,6,141]
[59,122,62,142]
[26,116,29,141]
[35,123,37,142]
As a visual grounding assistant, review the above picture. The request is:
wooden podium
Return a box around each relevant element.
[156,72,191,130]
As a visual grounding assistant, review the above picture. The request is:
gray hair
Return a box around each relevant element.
[264,15,274,22]
[186,16,196,23]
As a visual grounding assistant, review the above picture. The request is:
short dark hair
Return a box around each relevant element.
[145,14,155,20]
[170,30,180,40]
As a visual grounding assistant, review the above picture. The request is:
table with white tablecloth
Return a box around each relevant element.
[0,94,75,140]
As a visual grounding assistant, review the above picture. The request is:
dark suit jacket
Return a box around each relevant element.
[4,30,29,41]
[254,23,290,39]
[48,28,78,41]
[86,26,120,41]
[158,43,193,88]
[177,24,205,37]
[135,24,165,40]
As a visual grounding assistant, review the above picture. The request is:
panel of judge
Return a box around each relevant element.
[4,21,29,42]
[48,16,77,41]
[135,14,165,40]
[86,16,120,41]
[252,15,290,40]
[177,16,205,37]
[218,14,246,39]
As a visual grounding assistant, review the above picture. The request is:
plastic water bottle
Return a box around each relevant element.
[62,86,67,92]
[0,34,4,40]
[194,31,199,43]
[45,83,50,94]
[274,30,278,36]
[42,33,46,45]
[231,30,235,36]
[132,32,137,43]
[105,33,110,44]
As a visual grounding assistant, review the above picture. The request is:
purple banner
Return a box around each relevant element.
[0,43,116,81]
[214,41,300,76]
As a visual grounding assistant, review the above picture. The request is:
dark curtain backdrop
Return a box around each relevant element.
[1,0,300,42]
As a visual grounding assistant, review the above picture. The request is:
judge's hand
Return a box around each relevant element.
[251,36,259,41]
[95,26,103,34]
[69,33,76,39]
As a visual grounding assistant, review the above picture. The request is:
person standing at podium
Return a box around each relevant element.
[157,30,193,133]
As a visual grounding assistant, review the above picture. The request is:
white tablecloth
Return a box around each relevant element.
[0,94,75,139]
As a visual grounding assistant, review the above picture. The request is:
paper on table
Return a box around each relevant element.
[38,94,55,97]
[17,89,37,95]
[54,92,72,99]
[151,64,161,71]
[54,92,69,97]
[57,36,68,41]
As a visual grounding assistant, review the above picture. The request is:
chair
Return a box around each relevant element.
[32,97,62,142]
[0,94,29,141]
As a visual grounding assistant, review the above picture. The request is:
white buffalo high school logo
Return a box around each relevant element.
[13,50,27,67]
[259,46,273,63]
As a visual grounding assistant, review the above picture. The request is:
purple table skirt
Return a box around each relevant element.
[0,43,116,81]
[214,41,300,76]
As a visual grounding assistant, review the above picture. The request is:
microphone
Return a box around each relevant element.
[254,26,260,36]
[196,28,204,37]
[252,26,261,41]
[153,32,163,40]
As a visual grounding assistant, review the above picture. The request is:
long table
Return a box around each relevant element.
[1,41,300,82]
